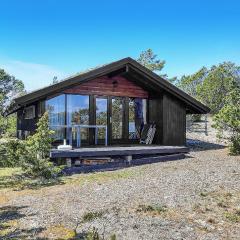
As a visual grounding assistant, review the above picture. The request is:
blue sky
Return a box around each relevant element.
[0,0,239,91]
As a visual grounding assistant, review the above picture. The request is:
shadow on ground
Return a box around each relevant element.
[187,139,225,152]
[0,173,65,191]
[0,205,46,239]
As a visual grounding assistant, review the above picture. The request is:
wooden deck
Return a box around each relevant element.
[50,145,189,158]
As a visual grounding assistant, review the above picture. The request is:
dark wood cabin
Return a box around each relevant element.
[10,57,210,148]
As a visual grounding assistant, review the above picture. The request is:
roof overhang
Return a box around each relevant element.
[9,57,210,115]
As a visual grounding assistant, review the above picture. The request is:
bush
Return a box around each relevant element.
[229,135,240,155]
[0,138,24,167]
[19,112,62,179]
[213,82,240,155]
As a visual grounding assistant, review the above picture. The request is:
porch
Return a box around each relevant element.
[50,145,189,173]
[51,145,188,158]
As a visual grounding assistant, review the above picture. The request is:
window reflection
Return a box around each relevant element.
[46,95,65,141]
[112,98,123,139]
[96,98,107,140]
[67,95,89,142]
[129,98,147,139]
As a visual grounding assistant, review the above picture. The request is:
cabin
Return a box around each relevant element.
[10,58,210,164]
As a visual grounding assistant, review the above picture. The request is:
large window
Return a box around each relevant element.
[111,98,124,139]
[129,98,147,139]
[67,95,89,141]
[96,97,108,140]
[46,95,65,141]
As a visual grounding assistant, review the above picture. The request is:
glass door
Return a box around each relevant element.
[111,97,124,141]
[95,97,108,143]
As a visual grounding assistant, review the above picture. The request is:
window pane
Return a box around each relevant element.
[46,95,65,141]
[67,95,89,141]
[112,98,123,139]
[96,98,107,140]
[129,98,147,139]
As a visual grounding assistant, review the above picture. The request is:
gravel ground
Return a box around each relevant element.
[1,147,240,239]
[1,119,240,239]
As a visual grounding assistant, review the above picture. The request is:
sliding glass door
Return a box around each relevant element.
[95,97,108,141]
[67,95,89,145]
[46,93,147,146]
[111,97,124,141]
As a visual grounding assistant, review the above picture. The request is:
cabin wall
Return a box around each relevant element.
[16,102,40,139]
[162,94,186,146]
[63,75,149,98]
[148,96,163,144]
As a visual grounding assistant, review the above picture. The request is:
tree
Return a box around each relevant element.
[20,112,62,179]
[137,49,177,83]
[0,68,25,115]
[0,68,25,136]
[197,62,240,113]
[177,67,208,98]
[213,82,240,155]
[178,62,240,114]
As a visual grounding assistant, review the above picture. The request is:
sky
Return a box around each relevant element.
[0,0,240,91]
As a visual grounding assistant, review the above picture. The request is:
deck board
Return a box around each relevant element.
[50,145,189,158]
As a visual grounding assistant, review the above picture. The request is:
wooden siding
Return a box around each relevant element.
[17,108,38,132]
[63,75,149,98]
[162,94,186,146]
[148,96,163,144]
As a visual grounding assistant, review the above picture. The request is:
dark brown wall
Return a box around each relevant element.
[148,95,163,144]
[63,75,149,98]
[17,103,39,137]
[162,94,186,146]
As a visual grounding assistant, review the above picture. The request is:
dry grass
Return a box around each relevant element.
[39,224,76,239]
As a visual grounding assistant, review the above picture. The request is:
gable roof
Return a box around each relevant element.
[10,57,210,114]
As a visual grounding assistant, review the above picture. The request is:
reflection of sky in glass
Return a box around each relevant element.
[46,94,65,140]
[67,95,89,125]
[68,95,89,111]
[96,98,107,113]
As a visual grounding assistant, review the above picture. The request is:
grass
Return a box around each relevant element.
[0,167,64,191]
[82,210,105,223]
[224,209,240,222]
[40,225,76,239]
[62,167,142,186]
[136,204,168,215]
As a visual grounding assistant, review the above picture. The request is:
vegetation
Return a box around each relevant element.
[178,62,240,154]
[224,209,240,222]
[0,68,25,137]
[18,112,62,179]
[136,204,167,215]
[213,82,240,155]
[178,62,240,114]
[0,138,23,167]
[0,112,62,179]
[82,211,105,223]
[137,49,177,83]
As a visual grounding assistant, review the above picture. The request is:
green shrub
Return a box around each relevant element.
[229,135,240,155]
[213,82,240,155]
[19,112,62,179]
[82,211,105,223]
[0,138,24,167]
[137,204,167,214]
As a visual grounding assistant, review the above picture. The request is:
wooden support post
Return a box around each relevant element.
[125,155,132,165]
[66,158,72,168]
